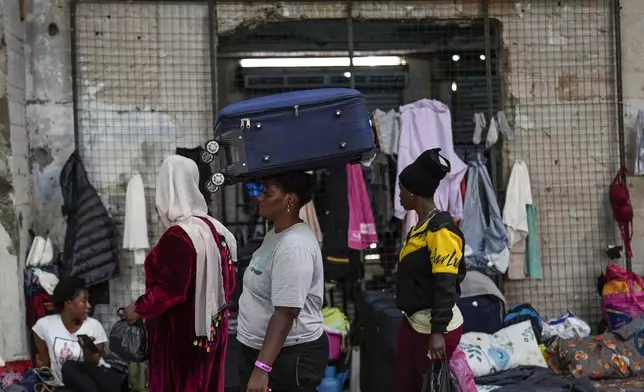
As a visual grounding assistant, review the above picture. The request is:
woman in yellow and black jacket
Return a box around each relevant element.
[395,148,466,392]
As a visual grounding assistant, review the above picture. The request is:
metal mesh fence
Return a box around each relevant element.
[71,1,214,327]
[71,0,620,328]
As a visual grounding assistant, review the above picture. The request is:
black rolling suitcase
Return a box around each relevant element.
[373,307,403,392]
[357,289,399,392]
[200,88,377,192]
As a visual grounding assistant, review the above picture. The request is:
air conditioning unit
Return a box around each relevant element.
[241,69,408,90]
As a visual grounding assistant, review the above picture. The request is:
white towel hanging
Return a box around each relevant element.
[473,112,487,145]
[485,116,499,148]
[497,110,515,140]
[123,173,150,265]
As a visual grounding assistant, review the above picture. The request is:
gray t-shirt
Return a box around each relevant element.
[237,223,324,349]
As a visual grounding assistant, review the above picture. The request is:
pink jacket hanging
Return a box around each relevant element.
[347,163,379,251]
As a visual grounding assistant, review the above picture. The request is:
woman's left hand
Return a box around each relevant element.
[428,333,446,360]
[78,335,96,352]
[246,367,269,392]
[124,303,141,324]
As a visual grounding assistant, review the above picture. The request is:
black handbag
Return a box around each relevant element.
[422,362,457,392]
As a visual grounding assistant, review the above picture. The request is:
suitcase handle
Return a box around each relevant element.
[215,124,249,180]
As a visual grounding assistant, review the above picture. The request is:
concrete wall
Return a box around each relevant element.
[1,0,643,358]
[0,0,32,361]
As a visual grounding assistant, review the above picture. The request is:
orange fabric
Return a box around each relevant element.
[461,177,467,202]
[454,177,467,227]
[603,280,644,296]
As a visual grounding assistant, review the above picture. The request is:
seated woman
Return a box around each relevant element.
[32,277,123,392]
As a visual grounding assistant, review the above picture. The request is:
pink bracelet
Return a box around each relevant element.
[255,360,273,373]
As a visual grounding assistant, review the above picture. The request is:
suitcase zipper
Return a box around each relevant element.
[221,96,361,123]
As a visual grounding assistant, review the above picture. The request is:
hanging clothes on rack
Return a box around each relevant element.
[473,113,487,146]
[496,110,515,141]
[363,152,394,232]
[318,166,353,282]
[123,173,150,265]
[395,99,467,224]
[473,111,515,148]
[300,201,323,245]
[635,110,644,175]
[347,163,379,251]
[373,109,401,156]
[461,154,509,274]
[298,171,323,245]
[502,161,542,280]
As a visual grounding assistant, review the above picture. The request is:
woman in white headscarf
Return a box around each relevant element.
[123,155,237,392]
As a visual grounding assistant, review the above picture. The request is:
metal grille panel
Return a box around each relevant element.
[71,0,621,329]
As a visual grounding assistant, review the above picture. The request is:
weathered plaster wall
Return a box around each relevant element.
[25,0,74,247]
[0,0,32,361]
[0,0,639,339]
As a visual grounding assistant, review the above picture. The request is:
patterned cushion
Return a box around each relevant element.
[459,320,547,377]
[547,332,644,379]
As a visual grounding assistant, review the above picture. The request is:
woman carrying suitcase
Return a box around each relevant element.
[237,172,328,392]
[395,149,466,392]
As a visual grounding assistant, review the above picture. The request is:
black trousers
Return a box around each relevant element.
[60,361,125,392]
[239,333,329,392]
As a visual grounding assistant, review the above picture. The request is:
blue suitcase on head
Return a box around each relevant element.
[200,88,377,191]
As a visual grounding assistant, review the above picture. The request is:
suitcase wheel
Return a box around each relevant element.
[211,172,226,186]
[205,140,220,155]
[205,180,219,193]
[200,151,215,164]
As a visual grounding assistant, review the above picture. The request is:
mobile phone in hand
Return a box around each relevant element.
[77,334,100,353]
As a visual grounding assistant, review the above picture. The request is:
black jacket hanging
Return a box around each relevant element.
[60,151,119,286]
[316,166,363,283]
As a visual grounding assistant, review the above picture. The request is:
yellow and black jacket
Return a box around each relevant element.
[396,211,466,334]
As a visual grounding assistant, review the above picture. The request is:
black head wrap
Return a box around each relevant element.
[399,148,451,197]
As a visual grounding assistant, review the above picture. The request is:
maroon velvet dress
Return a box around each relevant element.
[135,219,236,392]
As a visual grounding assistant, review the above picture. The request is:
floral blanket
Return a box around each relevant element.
[460,320,547,377]
[547,332,644,379]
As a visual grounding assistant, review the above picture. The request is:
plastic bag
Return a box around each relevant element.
[542,311,591,340]
[449,348,477,392]
[128,362,149,392]
[109,308,148,362]
[422,362,457,392]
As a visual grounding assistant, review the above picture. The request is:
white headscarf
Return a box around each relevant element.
[156,155,237,340]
